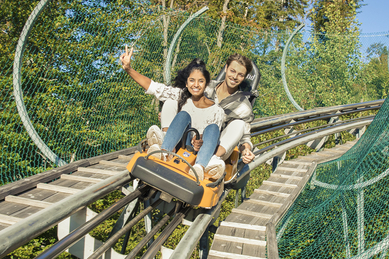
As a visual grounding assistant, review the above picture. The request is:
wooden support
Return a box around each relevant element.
[254,189,290,198]
[262,181,298,188]
[0,214,21,225]
[36,183,80,194]
[60,174,102,183]
[231,208,272,219]
[208,250,266,259]
[5,195,52,208]
[282,160,312,165]
[245,199,283,208]
[99,160,128,168]
[77,167,119,176]
[118,155,134,161]
[275,167,307,173]
[271,174,303,180]
[219,221,266,231]
[214,234,266,246]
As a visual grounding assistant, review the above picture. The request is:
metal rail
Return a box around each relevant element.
[35,185,150,259]
[235,119,373,186]
[170,189,229,259]
[89,198,164,259]
[253,115,374,149]
[254,116,374,155]
[250,99,383,132]
[125,205,178,259]
[0,169,134,258]
[141,206,191,259]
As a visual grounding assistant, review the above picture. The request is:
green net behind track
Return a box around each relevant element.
[276,96,389,258]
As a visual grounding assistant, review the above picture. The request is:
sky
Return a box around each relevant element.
[302,1,389,58]
[357,0,389,34]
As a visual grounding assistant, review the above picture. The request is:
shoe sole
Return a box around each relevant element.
[147,126,164,146]
[205,164,224,179]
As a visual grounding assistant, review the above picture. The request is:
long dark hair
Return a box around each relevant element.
[172,58,210,112]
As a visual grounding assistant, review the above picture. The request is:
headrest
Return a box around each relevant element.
[215,60,261,106]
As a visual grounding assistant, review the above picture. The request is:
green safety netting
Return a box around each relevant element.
[1,0,389,187]
[276,96,389,257]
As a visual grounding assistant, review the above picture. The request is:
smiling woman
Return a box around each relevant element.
[120,48,226,180]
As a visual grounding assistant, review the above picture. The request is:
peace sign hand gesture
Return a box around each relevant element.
[120,45,133,71]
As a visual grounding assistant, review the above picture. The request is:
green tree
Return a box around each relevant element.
[363,43,389,99]
[282,0,365,109]
[309,0,364,34]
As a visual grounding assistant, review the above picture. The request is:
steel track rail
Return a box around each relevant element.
[0,168,135,258]
[125,204,178,259]
[88,198,164,259]
[35,185,150,259]
[235,119,373,185]
[250,99,383,132]
[253,115,375,149]
[254,116,374,155]
[170,189,230,259]
[142,206,192,259]
[251,104,379,137]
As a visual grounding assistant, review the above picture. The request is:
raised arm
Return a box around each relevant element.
[120,45,151,91]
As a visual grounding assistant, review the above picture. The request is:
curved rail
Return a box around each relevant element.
[164,6,209,85]
[281,23,305,111]
[12,0,67,167]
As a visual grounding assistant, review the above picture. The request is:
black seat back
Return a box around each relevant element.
[215,60,261,106]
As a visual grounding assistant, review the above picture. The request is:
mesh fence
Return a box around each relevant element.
[1,1,389,186]
[276,96,389,258]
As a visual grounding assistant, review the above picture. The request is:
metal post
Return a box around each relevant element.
[235,189,240,208]
[241,186,246,202]
[199,226,209,259]
[144,200,154,249]
[341,195,351,257]
[357,175,365,254]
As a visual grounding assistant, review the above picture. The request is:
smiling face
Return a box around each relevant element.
[186,69,207,98]
[224,60,247,89]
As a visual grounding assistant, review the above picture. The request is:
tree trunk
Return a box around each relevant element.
[217,0,230,48]
[171,35,182,70]
[162,0,174,83]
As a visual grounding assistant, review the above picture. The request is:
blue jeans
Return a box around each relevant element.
[161,111,220,168]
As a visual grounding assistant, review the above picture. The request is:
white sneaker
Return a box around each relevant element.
[147,144,162,160]
[205,155,225,180]
[189,164,204,181]
[147,125,164,147]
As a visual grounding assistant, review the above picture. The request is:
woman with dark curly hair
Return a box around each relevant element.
[120,46,225,180]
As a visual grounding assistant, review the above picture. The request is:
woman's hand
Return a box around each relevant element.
[120,45,133,71]
[241,148,255,164]
[191,135,203,152]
